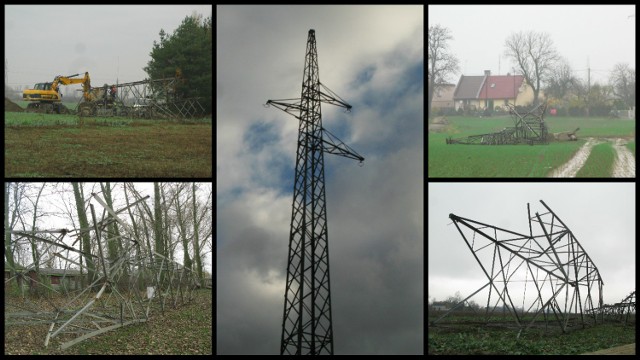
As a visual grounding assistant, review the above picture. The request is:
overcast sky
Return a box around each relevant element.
[217,5,423,355]
[428,183,635,309]
[428,5,635,85]
[5,5,212,95]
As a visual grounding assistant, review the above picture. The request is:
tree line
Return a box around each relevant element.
[145,12,212,114]
[428,25,635,117]
[4,182,212,290]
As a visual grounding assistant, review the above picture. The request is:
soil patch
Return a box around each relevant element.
[583,343,635,355]
[5,97,24,112]
[429,116,450,132]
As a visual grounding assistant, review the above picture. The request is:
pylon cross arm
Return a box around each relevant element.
[321,128,364,162]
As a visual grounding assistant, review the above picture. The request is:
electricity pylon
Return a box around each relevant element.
[266,29,364,355]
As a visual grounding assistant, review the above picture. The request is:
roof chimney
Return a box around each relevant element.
[484,70,491,76]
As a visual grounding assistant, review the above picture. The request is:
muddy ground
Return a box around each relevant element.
[548,137,635,178]
[582,343,635,355]
[611,138,636,177]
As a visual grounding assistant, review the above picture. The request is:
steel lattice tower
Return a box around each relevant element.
[266,29,364,355]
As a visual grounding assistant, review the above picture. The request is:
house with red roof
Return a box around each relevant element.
[430,83,456,110]
[453,70,544,112]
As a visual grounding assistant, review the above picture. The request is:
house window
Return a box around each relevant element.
[504,99,509,106]
[50,276,60,285]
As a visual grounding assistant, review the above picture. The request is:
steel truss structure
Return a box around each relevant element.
[266,29,363,355]
[590,290,636,324]
[446,102,548,145]
[432,200,604,336]
[77,77,206,118]
[4,193,196,350]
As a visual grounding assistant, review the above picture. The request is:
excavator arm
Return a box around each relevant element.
[52,72,91,97]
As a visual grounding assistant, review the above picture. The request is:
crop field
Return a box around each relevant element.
[575,142,615,177]
[15,100,79,110]
[4,111,212,177]
[627,141,635,154]
[429,116,635,177]
[428,312,636,355]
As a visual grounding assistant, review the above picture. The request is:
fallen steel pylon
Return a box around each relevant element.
[446,102,548,145]
[589,290,636,325]
[76,76,207,118]
[432,200,604,336]
[4,193,196,350]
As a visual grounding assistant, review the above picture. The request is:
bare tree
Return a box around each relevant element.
[72,183,97,289]
[153,182,165,284]
[26,184,47,272]
[174,184,192,271]
[505,31,559,106]
[428,24,460,117]
[5,183,29,284]
[609,63,635,108]
[192,182,204,283]
[545,57,576,101]
[5,183,16,281]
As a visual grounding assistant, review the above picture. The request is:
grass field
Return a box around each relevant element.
[428,312,636,355]
[15,100,80,111]
[4,111,212,177]
[575,142,616,177]
[429,132,584,177]
[626,141,635,154]
[428,116,635,177]
[4,289,212,355]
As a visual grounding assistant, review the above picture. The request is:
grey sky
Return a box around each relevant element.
[428,5,635,85]
[217,5,423,355]
[428,183,635,308]
[5,5,212,96]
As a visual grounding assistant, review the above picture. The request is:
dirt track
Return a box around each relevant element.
[548,138,635,178]
[548,138,601,177]
[583,343,635,355]
[611,138,636,177]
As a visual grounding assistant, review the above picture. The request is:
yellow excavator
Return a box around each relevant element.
[22,72,92,114]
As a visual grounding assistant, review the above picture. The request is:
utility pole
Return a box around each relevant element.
[587,58,591,117]
[266,29,364,355]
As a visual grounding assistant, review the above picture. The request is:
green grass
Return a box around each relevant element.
[544,116,635,137]
[4,112,212,177]
[429,132,584,177]
[435,115,635,138]
[575,142,616,177]
[429,116,635,177]
[428,322,635,355]
[14,100,80,110]
[626,141,635,155]
[5,111,131,126]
